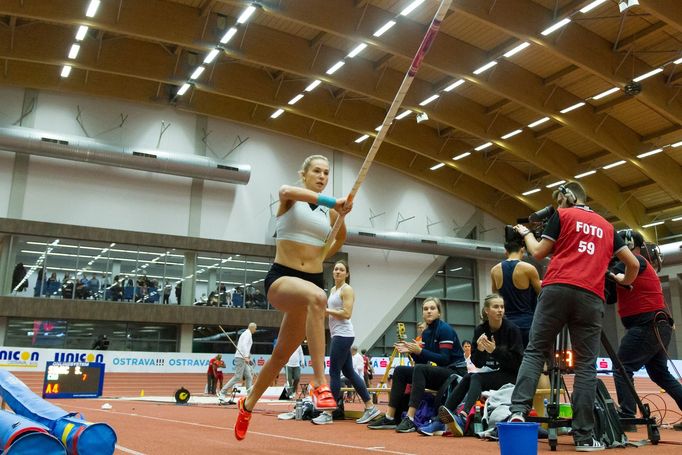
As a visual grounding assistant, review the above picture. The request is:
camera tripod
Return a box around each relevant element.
[527,326,660,451]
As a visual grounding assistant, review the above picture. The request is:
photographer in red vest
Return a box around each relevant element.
[610,229,682,431]
[508,181,639,452]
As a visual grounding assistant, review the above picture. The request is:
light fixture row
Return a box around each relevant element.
[60,1,101,78]
[427,0,680,189]
[267,0,428,120]
[175,4,258,97]
[516,140,682,198]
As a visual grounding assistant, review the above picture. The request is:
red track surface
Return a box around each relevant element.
[10,372,682,454]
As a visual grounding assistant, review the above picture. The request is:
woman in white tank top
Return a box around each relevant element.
[312,260,380,425]
[233,155,352,440]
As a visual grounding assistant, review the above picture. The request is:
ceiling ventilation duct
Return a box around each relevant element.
[345,226,505,261]
[346,227,682,267]
[659,241,682,266]
[0,126,250,185]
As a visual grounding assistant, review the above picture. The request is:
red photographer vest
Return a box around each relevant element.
[616,255,665,318]
[542,207,615,300]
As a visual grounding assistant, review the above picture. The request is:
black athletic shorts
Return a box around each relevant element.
[264,263,325,296]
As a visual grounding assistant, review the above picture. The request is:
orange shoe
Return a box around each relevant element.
[234,397,252,441]
[311,384,337,410]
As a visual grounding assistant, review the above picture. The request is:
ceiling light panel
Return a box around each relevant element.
[541,18,571,36]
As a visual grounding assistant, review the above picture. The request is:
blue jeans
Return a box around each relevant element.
[329,336,371,403]
[614,317,682,417]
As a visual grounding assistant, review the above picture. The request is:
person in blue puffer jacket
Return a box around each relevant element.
[367,297,464,432]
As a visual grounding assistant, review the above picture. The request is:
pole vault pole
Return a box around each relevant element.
[324,0,453,253]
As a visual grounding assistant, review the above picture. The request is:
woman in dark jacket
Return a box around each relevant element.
[368,297,463,431]
[438,293,523,437]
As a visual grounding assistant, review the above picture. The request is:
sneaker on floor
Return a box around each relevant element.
[356,406,381,424]
[438,406,465,437]
[508,412,526,423]
[311,384,337,410]
[277,411,296,420]
[438,406,464,438]
[312,412,333,425]
[395,416,417,433]
[234,397,252,441]
[367,415,397,430]
[417,420,446,436]
[575,438,605,452]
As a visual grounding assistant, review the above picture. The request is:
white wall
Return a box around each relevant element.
[0,87,506,345]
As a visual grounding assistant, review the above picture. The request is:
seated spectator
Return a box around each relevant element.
[46,272,61,297]
[123,279,135,301]
[232,287,244,308]
[252,289,267,308]
[208,291,220,307]
[110,275,124,302]
[368,297,464,433]
[218,283,230,306]
[61,274,75,299]
[75,273,89,299]
[462,339,478,373]
[437,294,523,437]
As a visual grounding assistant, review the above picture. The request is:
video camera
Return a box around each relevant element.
[504,204,556,243]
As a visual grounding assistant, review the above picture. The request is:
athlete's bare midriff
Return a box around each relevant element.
[274,239,324,273]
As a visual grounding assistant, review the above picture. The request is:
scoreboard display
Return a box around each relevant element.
[42,362,105,399]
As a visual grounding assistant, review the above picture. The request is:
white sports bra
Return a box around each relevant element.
[276,201,331,247]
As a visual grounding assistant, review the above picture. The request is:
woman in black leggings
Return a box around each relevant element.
[439,293,523,437]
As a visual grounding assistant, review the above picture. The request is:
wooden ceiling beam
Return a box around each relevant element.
[622,179,656,192]
[638,0,682,35]
[641,124,680,142]
[543,65,579,86]
[646,201,682,215]
[614,21,666,52]
[0,0,649,230]
[208,0,657,227]
[593,95,632,114]
[450,0,682,126]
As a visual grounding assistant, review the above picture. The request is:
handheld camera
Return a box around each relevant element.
[504,204,556,243]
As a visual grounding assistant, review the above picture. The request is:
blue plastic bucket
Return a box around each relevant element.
[497,422,539,455]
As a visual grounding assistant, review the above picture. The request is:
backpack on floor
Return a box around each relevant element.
[593,378,627,448]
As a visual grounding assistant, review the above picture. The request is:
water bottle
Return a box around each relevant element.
[473,406,483,433]
[295,399,303,420]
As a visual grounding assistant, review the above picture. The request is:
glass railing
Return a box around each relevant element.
[4,234,275,310]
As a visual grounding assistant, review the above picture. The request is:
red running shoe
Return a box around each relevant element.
[311,384,337,410]
[234,397,252,441]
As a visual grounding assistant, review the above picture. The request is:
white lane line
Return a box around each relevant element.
[79,406,415,455]
[115,444,146,455]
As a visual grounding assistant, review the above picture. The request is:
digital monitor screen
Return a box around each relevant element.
[42,362,105,399]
